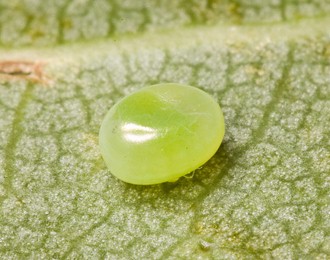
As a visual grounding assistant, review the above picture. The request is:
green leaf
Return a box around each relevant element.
[0,1,330,259]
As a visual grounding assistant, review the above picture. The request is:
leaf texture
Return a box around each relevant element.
[0,1,329,259]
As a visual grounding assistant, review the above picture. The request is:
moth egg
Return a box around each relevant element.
[99,83,225,185]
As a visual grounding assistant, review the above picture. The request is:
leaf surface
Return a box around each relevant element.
[0,1,329,259]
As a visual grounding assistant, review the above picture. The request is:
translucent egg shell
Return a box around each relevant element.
[99,83,225,185]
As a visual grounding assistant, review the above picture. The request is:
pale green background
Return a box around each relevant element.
[0,0,329,259]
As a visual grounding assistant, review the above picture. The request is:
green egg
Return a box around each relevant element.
[99,83,225,185]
